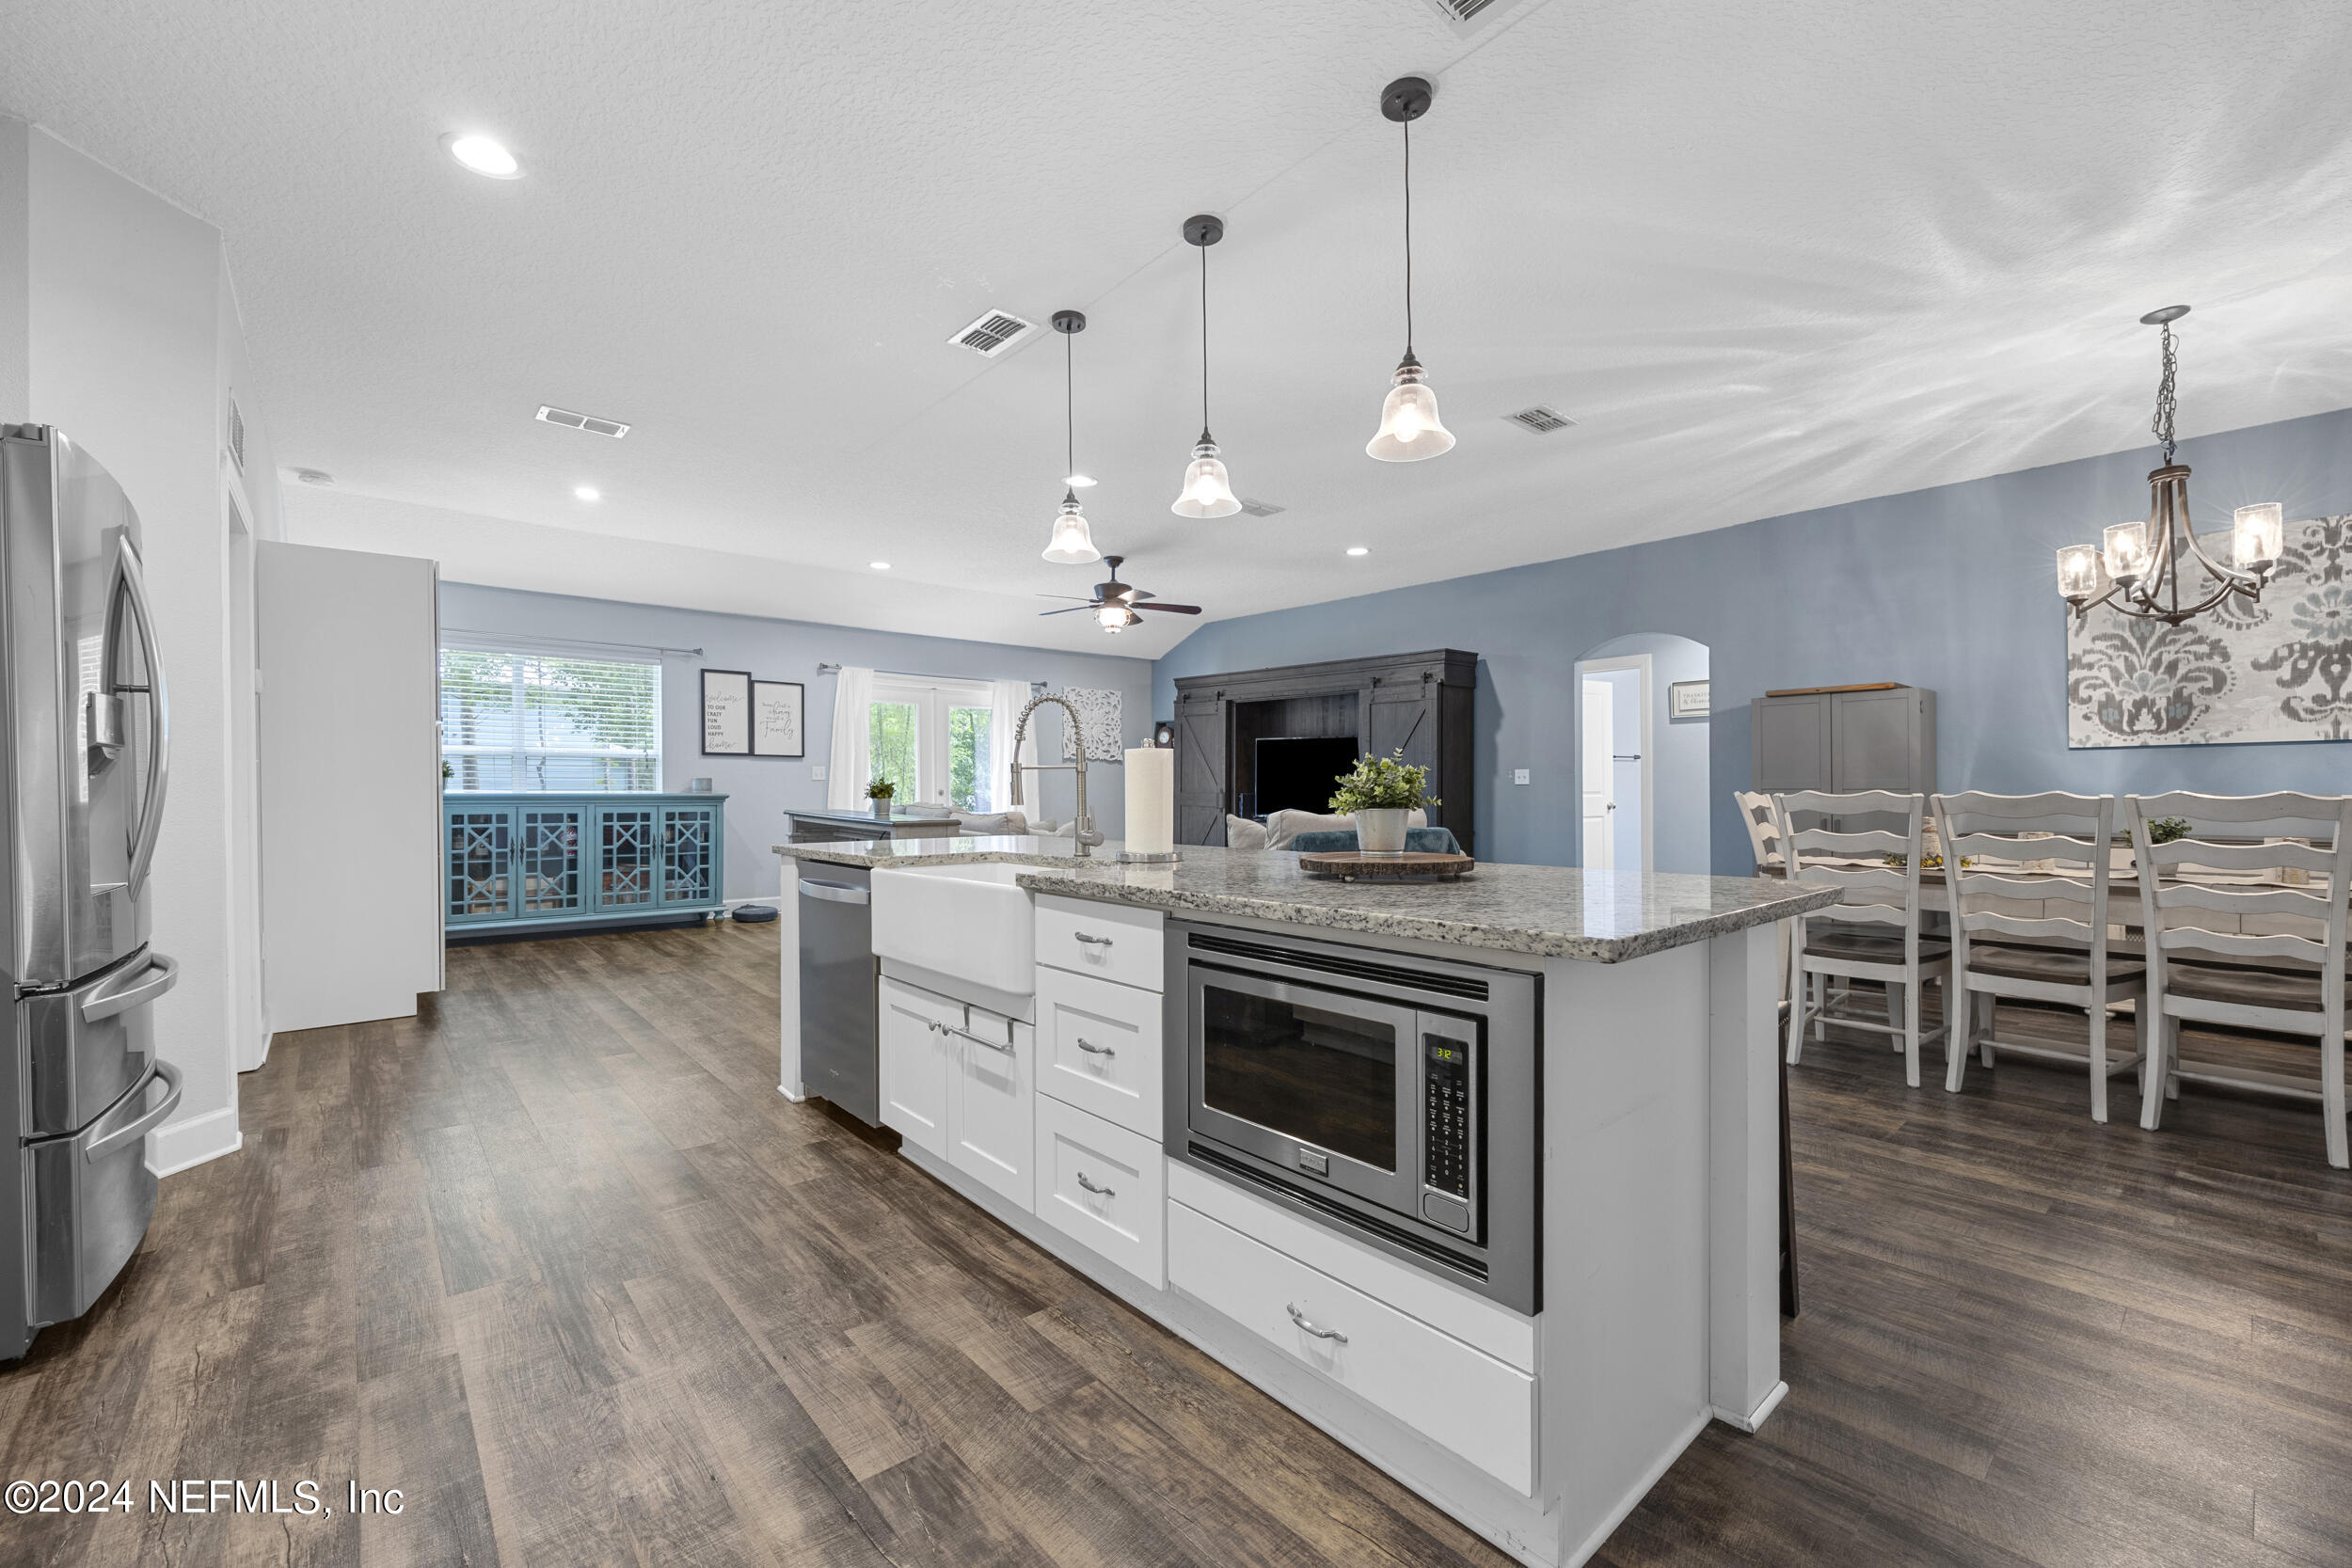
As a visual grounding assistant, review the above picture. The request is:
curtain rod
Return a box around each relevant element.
[818,661,1047,690]
[445,628,704,658]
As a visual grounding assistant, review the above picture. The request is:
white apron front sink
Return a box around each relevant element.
[870,862,1037,995]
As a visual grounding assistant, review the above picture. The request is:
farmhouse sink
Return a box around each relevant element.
[869,862,1037,995]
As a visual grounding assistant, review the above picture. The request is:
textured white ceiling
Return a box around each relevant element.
[8,1,2352,657]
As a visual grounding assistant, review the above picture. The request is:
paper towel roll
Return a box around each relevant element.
[1124,747,1173,856]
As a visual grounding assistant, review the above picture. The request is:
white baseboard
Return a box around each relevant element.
[777,1082,807,1102]
[147,1106,243,1178]
[1714,1379,1788,1433]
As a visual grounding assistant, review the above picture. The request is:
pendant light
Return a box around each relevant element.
[1041,309,1104,563]
[1171,214,1243,518]
[1366,76,1455,462]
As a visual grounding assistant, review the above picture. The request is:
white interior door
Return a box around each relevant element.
[1581,678,1614,869]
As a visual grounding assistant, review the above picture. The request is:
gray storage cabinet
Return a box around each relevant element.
[1751,686,1936,795]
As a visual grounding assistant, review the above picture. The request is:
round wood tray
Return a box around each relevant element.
[1297,850,1476,881]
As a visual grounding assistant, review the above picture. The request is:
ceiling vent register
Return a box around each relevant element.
[948,310,1038,357]
[536,404,630,438]
[1236,498,1285,516]
[1422,0,1520,31]
[1504,404,1576,434]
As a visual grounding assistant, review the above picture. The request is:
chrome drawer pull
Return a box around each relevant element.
[1076,1037,1115,1056]
[1285,1303,1347,1343]
[1075,1172,1115,1197]
[951,1026,1015,1054]
[1072,932,1115,947]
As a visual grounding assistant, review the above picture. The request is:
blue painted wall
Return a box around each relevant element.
[440,584,1155,898]
[1153,405,2352,874]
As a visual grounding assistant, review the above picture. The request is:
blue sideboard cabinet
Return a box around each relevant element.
[443,792,726,935]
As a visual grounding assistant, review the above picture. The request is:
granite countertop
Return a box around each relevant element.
[773,838,1838,963]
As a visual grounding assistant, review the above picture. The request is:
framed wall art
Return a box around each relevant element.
[701,669,751,755]
[752,679,805,758]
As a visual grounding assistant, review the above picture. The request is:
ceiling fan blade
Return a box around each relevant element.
[1035,593,1100,602]
[1127,588,1157,601]
[1135,602,1202,615]
[1038,606,1091,617]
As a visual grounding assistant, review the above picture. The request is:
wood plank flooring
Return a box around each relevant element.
[1,921,2346,1567]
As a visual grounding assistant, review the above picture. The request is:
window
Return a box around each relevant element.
[441,646,660,791]
[868,677,994,810]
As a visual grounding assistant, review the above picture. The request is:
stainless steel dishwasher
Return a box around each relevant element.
[798,865,879,1123]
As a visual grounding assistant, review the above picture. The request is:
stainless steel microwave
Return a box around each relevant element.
[1163,920,1540,1313]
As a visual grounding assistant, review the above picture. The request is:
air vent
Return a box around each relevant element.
[293,468,334,486]
[1503,404,1576,435]
[947,309,1038,357]
[536,404,631,438]
[1237,498,1285,517]
[1420,0,1522,33]
[226,393,246,472]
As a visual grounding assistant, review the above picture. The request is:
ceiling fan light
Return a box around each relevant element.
[1041,496,1102,564]
[1366,357,1455,462]
[1171,436,1242,518]
[1095,603,1136,631]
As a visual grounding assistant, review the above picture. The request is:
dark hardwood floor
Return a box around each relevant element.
[2,922,2346,1567]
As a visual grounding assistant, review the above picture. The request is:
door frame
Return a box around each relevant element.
[1573,654,1654,875]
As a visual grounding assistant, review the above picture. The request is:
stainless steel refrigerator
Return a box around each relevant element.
[0,425,183,1360]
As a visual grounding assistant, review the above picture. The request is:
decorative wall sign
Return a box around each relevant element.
[1057,687,1126,762]
[2067,512,2352,747]
[752,680,805,757]
[1669,679,1711,719]
[701,669,751,755]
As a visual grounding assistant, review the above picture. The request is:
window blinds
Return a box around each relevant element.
[440,647,661,791]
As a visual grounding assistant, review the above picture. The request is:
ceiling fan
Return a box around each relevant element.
[1038,556,1202,633]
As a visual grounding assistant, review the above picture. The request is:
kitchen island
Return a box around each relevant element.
[772,836,1836,1568]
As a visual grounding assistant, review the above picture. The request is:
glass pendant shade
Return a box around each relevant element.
[2055,544,2104,602]
[2232,502,2284,568]
[1170,436,1241,518]
[1366,357,1455,462]
[1041,495,1102,564]
[1095,603,1136,632]
[2102,519,2152,583]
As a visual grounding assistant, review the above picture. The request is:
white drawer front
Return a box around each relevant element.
[1034,1097,1165,1289]
[1168,1201,1535,1495]
[1035,964,1162,1137]
[1037,895,1164,991]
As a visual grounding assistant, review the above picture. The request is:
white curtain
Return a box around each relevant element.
[989,679,1038,814]
[825,666,874,810]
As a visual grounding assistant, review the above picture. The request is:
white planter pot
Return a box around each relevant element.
[871,800,895,819]
[1355,808,1410,855]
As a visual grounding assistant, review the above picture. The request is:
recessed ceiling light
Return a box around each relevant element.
[1346,546,1370,556]
[442,133,522,180]
[1064,473,1097,489]
[573,485,600,501]
[868,562,892,571]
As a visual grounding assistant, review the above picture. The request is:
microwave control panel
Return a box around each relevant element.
[1423,1036,1472,1199]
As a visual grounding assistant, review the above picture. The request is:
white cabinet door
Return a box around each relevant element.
[948,1010,1034,1212]
[880,976,957,1157]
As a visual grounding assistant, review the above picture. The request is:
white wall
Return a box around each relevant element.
[7,115,278,1173]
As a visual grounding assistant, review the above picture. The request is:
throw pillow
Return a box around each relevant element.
[1225,815,1269,850]
[1264,806,1425,851]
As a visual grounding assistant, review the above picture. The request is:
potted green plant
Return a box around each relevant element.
[866,776,898,819]
[1327,749,1438,856]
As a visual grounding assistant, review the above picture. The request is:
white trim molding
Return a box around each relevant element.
[148,1106,244,1178]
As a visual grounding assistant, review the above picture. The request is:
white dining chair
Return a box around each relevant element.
[1776,790,1950,1087]
[2127,792,2352,1168]
[1932,791,2146,1121]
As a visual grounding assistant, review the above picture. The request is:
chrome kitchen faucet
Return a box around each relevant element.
[1008,693,1103,856]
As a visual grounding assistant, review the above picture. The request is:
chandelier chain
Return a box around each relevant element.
[2152,320,2179,465]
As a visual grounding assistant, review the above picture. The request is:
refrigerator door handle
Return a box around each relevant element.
[80,949,180,1024]
[115,534,171,895]
[84,1059,183,1164]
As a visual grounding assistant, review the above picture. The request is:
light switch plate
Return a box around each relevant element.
[1513,768,1531,785]
[811,766,827,781]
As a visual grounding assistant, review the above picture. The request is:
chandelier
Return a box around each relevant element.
[2056,306,2282,625]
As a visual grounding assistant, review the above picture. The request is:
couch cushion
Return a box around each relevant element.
[1264,806,1427,850]
[1289,827,1463,856]
[1225,815,1269,850]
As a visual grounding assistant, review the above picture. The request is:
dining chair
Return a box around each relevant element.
[1775,789,1950,1087]
[1932,791,2146,1121]
[2126,792,2352,1168]
[1735,790,1784,869]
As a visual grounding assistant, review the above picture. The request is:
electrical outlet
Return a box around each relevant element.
[1513,768,1531,785]
[811,766,827,781]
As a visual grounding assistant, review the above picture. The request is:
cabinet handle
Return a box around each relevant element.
[1076,1037,1115,1056]
[1075,1172,1115,1197]
[1072,932,1114,947]
[951,1026,1015,1055]
[1285,1303,1348,1343]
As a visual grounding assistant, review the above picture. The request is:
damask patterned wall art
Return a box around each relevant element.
[2067,512,2352,747]
[1057,687,1126,762]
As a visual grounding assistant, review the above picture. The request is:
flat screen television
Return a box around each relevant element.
[1252,736,1360,817]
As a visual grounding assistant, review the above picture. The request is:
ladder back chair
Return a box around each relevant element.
[1932,792,2145,1121]
[1736,789,1794,1015]
[2126,792,2352,1168]
[1776,789,1951,1087]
